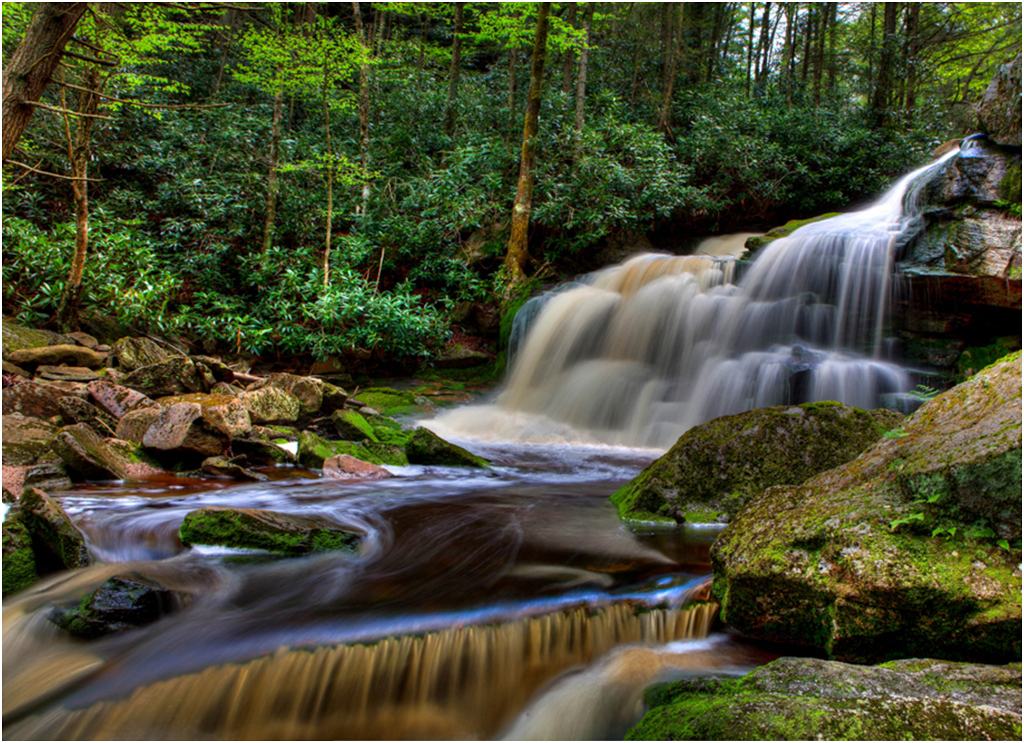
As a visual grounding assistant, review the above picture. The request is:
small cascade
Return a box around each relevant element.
[442,152,959,447]
[5,601,718,740]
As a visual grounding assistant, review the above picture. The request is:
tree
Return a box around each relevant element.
[2,2,88,163]
[503,2,551,292]
[444,3,465,137]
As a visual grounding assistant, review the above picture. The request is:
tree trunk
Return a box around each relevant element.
[56,67,102,333]
[573,3,594,155]
[657,3,684,137]
[322,53,333,289]
[754,2,772,87]
[261,81,284,254]
[871,1,899,125]
[352,1,371,216]
[782,2,795,103]
[444,3,465,137]
[2,2,88,163]
[745,2,756,95]
[812,3,825,104]
[902,3,921,112]
[503,3,551,292]
[562,3,577,98]
[825,2,838,96]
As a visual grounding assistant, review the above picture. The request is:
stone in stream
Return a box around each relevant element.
[157,393,252,439]
[142,402,229,459]
[2,488,92,596]
[630,657,1022,741]
[330,408,378,442]
[179,506,361,555]
[711,352,1023,665]
[296,430,389,468]
[611,401,902,524]
[247,373,323,416]
[49,572,184,639]
[404,427,489,468]
[200,456,267,482]
[122,357,204,398]
[322,454,392,480]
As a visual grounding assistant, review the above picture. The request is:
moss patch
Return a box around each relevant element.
[741,213,841,257]
[179,506,360,555]
[405,427,489,468]
[297,431,386,468]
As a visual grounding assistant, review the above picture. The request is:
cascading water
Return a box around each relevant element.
[433,149,959,448]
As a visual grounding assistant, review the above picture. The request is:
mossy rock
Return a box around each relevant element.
[3,488,92,596]
[2,414,59,466]
[741,213,841,258]
[296,431,386,468]
[955,337,1021,383]
[629,657,1022,741]
[711,353,1022,663]
[2,514,40,597]
[179,506,361,555]
[351,387,428,416]
[49,572,182,639]
[611,402,901,525]
[1,317,70,355]
[404,427,489,468]
[362,440,408,466]
[331,409,378,442]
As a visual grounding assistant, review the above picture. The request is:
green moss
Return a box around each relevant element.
[331,409,379,442]
[352,387,426,416]
[179,507,360,555]
[297,431,387,468]
[956,340,1022,383]
[404,427,489,468]
[998,162,1022,205]
[2,514,40,597]
[741,213,841,257]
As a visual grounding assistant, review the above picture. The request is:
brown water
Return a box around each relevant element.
[2,442,775,740]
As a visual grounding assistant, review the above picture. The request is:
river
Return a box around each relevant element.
[2,435,776,740]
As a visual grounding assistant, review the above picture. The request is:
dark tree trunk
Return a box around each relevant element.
[562,3,577,98]
[872,1,899,125]
[2,2,88,163]
[504,3,551,291]
[444,3,465,136]
[573,2,595,154]
[261,83,284,254]
[352,1,371,215]
[903,3,921,112]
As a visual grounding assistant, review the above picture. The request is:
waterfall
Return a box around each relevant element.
[3,601,718,740]
[437,151,959,448]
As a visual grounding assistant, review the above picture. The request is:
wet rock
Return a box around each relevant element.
[13,487,91,571]
[179,506,361,555]
[123,357,203,398]
[978,54,1022,147]
[87,379,158,420]
[323,454,393,479]
[612,402,901,524]
[239,386,301,424]
[405,427,489,468]
[191,355,235,383]
[51,423,132,481]
[49,572,183,638]
[631,657,1022,741]
[2,515,39,596]
[3,359,30,378]
[23,459,73,493]
[6,344,106,370]
[742,213,841,258]
[201,456,268,482]
[35,365,101,383]
[111,336,171,372]
[248,373,323,416]
[711,352,1022,664]
[2,414,59,466]
[2,380,76,419]
[433,345,493,370]
[331,409,378,442]
[320,381,349,412]
[296,431,386,469]
[56,395,118,432]
[142,403,229,460]
[350,387,429,416]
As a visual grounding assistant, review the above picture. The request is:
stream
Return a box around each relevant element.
[2,435,776,740]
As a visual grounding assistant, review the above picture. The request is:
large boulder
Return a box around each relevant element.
[247,373,323,416]
[87,380,158,420]
[612,402,901,524]
[711,353,1022,664]
[296,431,387,469]
[323,454,393,480]
[2,380,77,419]
[111,337,171,372]
[630,657,1022,741]
[50,423,133,481]
[978,54,1022,147]
[405,427,489,468]
[2,414,58,466]
[49,572,183,639]
[157,393,252,439]
[179,506,361,555]
[122,358,204,398]
[239,386,301,425]
[5,344,106,370]
[142,403,229,461]
[56,396,118,432]
[2,317,69,355]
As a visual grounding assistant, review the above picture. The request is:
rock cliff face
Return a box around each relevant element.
[710,353,1022,664]
[978,54,1022,147]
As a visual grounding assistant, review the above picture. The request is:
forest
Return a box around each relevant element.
[2,1,1021,368]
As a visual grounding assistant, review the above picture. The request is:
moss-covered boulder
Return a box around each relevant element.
[200,456,268,482]
[323,454,393,480]
[179,506,361,555]
[50,423,133,481]
[405,427,489,468]
[49,572,182,639]
[248,373,324,416]
[2,317,69,354]
[6,344,106,370]
[612,402,902,525]
[711,353,1023,663]
[2,380,75,419]
[157,393,252,439]
[2,414,58,466]
[239,386,301,425]
[87,380,158,420]
[3,488,91,596]
[111,337,171,372]
[629,657,1022,741]
[230,437,296,466]
[351,387,429,416]
[122,357,204,398]
[331,409,378,442]
[141,402,229,461]
[56,395,118,431]
[296,430,387,469]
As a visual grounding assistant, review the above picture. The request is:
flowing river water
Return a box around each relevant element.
[3,150,960,739]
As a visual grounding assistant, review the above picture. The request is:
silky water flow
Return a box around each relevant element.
[1,150,957,740]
